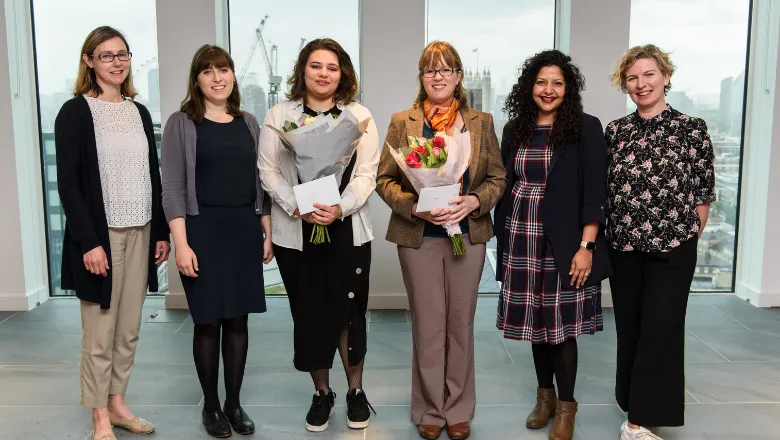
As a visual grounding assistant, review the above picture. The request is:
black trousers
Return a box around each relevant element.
[608,236,698,427]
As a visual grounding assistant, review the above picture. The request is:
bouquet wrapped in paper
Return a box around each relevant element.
[386,128,472,255]
[265,108,372,244]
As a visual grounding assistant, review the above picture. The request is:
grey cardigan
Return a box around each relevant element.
[161,111,271,222]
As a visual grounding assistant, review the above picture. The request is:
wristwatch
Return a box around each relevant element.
[580,241,596,251]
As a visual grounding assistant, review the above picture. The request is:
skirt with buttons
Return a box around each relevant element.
[273,213,371,372]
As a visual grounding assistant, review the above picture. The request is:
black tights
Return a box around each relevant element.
[193,315,249,413]
[310,327,364,393]
[532,338,578,402]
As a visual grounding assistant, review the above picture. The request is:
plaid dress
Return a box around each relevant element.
[497,126,603,344]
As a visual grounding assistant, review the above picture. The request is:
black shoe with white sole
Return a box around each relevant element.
[305,388,336,432]
[346,389,376,429]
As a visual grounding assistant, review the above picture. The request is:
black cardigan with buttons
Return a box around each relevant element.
[55,96,169,309]
[494,113,612,290]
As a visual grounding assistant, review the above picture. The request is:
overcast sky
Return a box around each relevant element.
[31,0,749,109]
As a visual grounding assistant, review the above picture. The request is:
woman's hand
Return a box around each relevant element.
[294,208,318,225]
[176,245,199,278]
[263,237,274,264]
[412,203,451,225]
[154,241,171,264]
[446,195,480,224]
[569,248,593,289]
[312,203,343,226]
[83,246,110,277]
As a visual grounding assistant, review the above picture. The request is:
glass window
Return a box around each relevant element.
[427,0,556,293]
[228,0,360,124]
[629,0,751,291]
[31,0,165,296]
[228,0,360,295]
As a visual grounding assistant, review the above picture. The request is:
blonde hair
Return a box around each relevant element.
[73,26,137,99]
[610,44,676,94]
[414,41,468,108]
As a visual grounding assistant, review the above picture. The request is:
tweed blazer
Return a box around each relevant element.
[376,105,507,249]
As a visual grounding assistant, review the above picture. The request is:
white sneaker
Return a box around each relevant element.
[620,420,663,440]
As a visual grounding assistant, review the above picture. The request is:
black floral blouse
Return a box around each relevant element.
[604,106,716,253]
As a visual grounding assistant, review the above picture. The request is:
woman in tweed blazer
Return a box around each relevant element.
[375,41,506,440]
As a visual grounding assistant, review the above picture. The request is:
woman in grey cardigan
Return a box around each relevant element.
[162,45,272,438]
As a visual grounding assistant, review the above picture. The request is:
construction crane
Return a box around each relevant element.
[237,14,282,108]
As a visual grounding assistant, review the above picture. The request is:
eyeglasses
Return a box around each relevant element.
[420,67,460,78]
[92,52,132,63]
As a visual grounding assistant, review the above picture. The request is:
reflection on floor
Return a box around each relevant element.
[1,295,779,439]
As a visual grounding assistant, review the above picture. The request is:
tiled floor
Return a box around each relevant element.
[1,295,780,439]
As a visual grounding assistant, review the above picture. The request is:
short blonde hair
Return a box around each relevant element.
[414,41,468,108]
[610,44,676,94]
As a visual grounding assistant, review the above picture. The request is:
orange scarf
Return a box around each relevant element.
[423,97,460,136]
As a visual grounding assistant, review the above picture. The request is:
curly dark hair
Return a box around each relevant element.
[503,50,585,150]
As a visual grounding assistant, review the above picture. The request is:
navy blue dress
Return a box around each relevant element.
[181,116,267,324]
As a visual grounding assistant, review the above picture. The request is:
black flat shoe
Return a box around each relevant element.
[202,409,232,438]
[224,406,255,435]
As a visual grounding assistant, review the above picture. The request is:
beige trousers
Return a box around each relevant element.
[398,234,486,427]
[80,223,150,408]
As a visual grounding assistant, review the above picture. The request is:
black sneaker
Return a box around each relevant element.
[305,388,336,432]
[346,389,376,429]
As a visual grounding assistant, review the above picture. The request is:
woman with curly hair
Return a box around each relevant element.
[494,50,611,440]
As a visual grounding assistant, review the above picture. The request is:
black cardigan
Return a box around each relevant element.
[55,96,169,309]
[494,113,612,289]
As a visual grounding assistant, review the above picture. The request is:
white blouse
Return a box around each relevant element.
[86,96,152,228]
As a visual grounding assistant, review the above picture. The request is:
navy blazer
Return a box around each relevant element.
[494,113,611,290]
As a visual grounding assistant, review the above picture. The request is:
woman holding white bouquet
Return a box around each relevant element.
[375,41,506,440]
[257,38,379,433]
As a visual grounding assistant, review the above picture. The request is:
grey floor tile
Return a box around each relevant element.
[145,309,190,323]
[368,309,408,323]
[3,295,780,439]
[686,361,780,403]
[368,320,412,332]
[0,365,80,406]
[685,305,749,330]
[666,403,780,439]
[0,325,81,365]
[0,406,93,439]
[690,329,780,361]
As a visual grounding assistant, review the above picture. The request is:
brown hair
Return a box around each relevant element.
[180,45,243,124]
[73,26,136,99]
[610,44,676,94]
[414,41,468,108]
[286,38,359,105]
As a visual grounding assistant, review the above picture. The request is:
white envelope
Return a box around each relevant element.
[416,184,461,213]
[293,174,341,215]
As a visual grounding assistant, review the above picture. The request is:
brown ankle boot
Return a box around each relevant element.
[526,387,557,429]
[549,401,577,440]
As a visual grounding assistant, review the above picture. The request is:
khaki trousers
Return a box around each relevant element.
[80,223,150,408]
[398,234,486,427]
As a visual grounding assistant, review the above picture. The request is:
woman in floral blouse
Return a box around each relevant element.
[605,45,716,440]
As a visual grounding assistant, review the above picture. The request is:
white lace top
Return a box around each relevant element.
[86,96,152,228]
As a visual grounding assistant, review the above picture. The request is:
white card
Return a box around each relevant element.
[416,184,461,213]
[293,175,341,215]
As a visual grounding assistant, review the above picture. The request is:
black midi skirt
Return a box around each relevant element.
[181,203,267,324]
[274,214,371,372]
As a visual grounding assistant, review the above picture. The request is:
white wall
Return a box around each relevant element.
[155,0,220,309]
[736,0,780,306]
[558,0,632,307]
[0,0,48,311]
[361,0,425,309]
